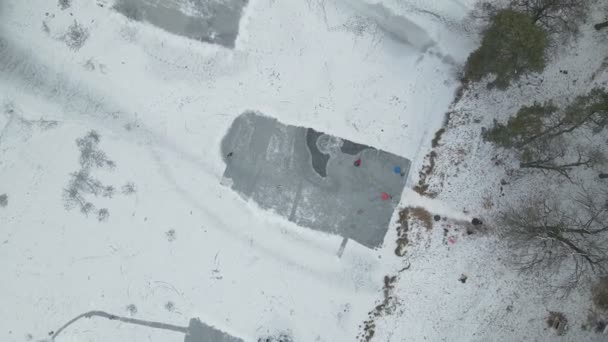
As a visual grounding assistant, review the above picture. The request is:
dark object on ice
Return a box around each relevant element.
[472,218,482,226]
[354,158,361,167]
[459,274,468,283]
[433,215,441,222]
[595,21,608,31]
[599,173,608,179]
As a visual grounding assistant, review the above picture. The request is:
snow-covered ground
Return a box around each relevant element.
[0,0,476,341]
[2,0,605,341]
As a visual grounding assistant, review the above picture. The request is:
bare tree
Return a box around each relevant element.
[519,139,605,180]
[499,185,608,293]
[62,186,95,215]
[63,131,117,220]
[510,0,590,40]
[76,130,115,170]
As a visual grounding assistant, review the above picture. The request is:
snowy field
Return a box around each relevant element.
[5,0,604,341]
[0,0,476,340]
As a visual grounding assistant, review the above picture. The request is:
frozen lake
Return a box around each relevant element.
[113,0,247,47]
[221,112,410,249]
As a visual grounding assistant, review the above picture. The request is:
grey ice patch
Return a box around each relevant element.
[112,0,248,48]
[221,112,411,249]
[185,318,244,342]
[346,1,435,50]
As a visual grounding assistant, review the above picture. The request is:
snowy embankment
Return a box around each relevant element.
[370,3,608,342]
[0,0,475,341]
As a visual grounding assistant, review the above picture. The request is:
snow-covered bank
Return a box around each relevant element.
[369,2,608,341]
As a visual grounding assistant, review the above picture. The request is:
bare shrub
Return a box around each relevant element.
[76,131,114,169]
[63,21,89,50]
[395,208,410,257]
[63,131,118,219]
[499,186,608,293]
[58,0,71,10]
[257,332,294,342]
[165,229,176,242]
[67,170,105,196]
[97,208,109,222]
[63,186,95,215]
[409,206,434,230]
[125,304,137,315]
[358,275,400,342]
[121,182,136,195]
[431,128,445,148]
[102,185,115,198]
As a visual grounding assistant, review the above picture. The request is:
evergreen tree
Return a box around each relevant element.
[465,9,548,89]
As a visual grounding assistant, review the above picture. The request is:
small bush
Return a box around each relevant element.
[257,332,293,342]
[464,9,548,89]
[76,131,114,169]
[126,304,138,315]
[63,21,89,50]
[409,206,434,230]
[121,182,136,195]
[546,311,567,335]
[0,194,7,207]
[102,186,115,198]
[165,229,176,242]
[58,0,71,10]
[63,131,117,219]
[97,208,109,222]
[431,128,445,148]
